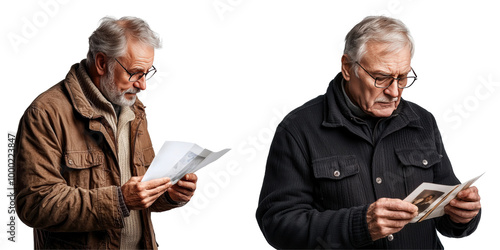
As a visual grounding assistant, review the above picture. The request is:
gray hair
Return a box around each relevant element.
[343,16,414,75]
[86,16,161,69]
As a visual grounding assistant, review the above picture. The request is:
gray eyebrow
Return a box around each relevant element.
[374,69,412,78]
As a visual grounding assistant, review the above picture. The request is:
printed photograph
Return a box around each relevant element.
[411,190,444,214]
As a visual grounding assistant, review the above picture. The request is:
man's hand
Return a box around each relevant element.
[444,186,481,224]
[167,173,198,203]
[121,176,172,210]
[367,198,418,241]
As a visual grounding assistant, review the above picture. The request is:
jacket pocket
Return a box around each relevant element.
[395,148,442,194]
[142,146,155,167]
[312,155,359,180]
[311,155,365,209]
[133,146,155,176]
[64,150,104,169]
[62,150,107,189]
[395,148,441,169]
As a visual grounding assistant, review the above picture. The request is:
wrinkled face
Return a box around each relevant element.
[100,39,155,107]
[342,42,412,118]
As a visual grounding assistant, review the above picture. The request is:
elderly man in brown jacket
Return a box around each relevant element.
[14,16,197,249]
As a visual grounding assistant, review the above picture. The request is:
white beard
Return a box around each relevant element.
[100,68,140,107]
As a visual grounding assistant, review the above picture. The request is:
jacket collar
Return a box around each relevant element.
[63,60,146,120]
[322,73,423,130]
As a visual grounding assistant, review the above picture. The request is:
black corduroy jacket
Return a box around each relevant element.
[256,73,480,249]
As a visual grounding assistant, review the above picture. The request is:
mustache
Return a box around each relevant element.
[124,88,141,94]
[375,97,398,103]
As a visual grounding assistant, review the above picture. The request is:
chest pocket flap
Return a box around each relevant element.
[142,146,155,167]
[395,148,442,169]
[312,155,359,180]
[64,150,104,169]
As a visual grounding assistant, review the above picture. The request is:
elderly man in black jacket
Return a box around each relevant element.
[256,16,481,249]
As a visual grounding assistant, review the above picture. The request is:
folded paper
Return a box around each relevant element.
[142,141,230,184]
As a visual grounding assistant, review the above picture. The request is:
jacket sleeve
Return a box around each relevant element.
[436,211,481,237]
[148,193,186,212]
[430,117,481,237]
[256,125,373,249]
[14,107,125,232]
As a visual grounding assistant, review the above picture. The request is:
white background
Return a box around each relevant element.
[1,0,499,249]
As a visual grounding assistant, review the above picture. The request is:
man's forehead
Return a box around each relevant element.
[364,41,411,57]
[361,43,412,71]
[122,42,155,68]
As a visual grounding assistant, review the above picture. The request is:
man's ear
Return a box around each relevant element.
[341,54,352,81]
[95,52,107,76]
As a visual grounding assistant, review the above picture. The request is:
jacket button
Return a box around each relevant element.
[387,234,394,241]
[333,170,340,177]
[376,177,382,184]
[68,159,73,165]
[422,159,428,166]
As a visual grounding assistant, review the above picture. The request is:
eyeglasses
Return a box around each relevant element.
[355,62,417,89]
[114,58,157,82]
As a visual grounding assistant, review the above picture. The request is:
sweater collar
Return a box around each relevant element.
[64,60,146,120]
[76,60,117,120]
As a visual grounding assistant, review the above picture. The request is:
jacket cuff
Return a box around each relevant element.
[117,187,130,217]
[164,192,183,205]
[440,209,481,237]
[349,205,373,248]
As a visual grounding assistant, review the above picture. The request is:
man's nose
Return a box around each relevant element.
[384,79,400,97]
[133,78,147,90]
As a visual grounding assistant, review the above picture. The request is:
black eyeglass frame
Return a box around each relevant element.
[114,58,157,82]
[355,61,417,89]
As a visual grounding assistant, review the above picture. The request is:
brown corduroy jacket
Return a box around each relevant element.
[14,61,181,249]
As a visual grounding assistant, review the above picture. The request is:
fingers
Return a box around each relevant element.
[121,176,173,210]
[371,198,418,220]
[367,198,418,241]
[379,198,418,214]
[176,180,196,192]
[167,173,197,203]
[444,204,480,224]
[169,184,193,196]
[451,186,481,212]
[456,186,480,202]
[444,186,481,224]
[167,187,192,202]
[182,173,198,182]
[178,173,198,188]
[142,177,172,189]
[449,198,481,211]
[125,173,198,207]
